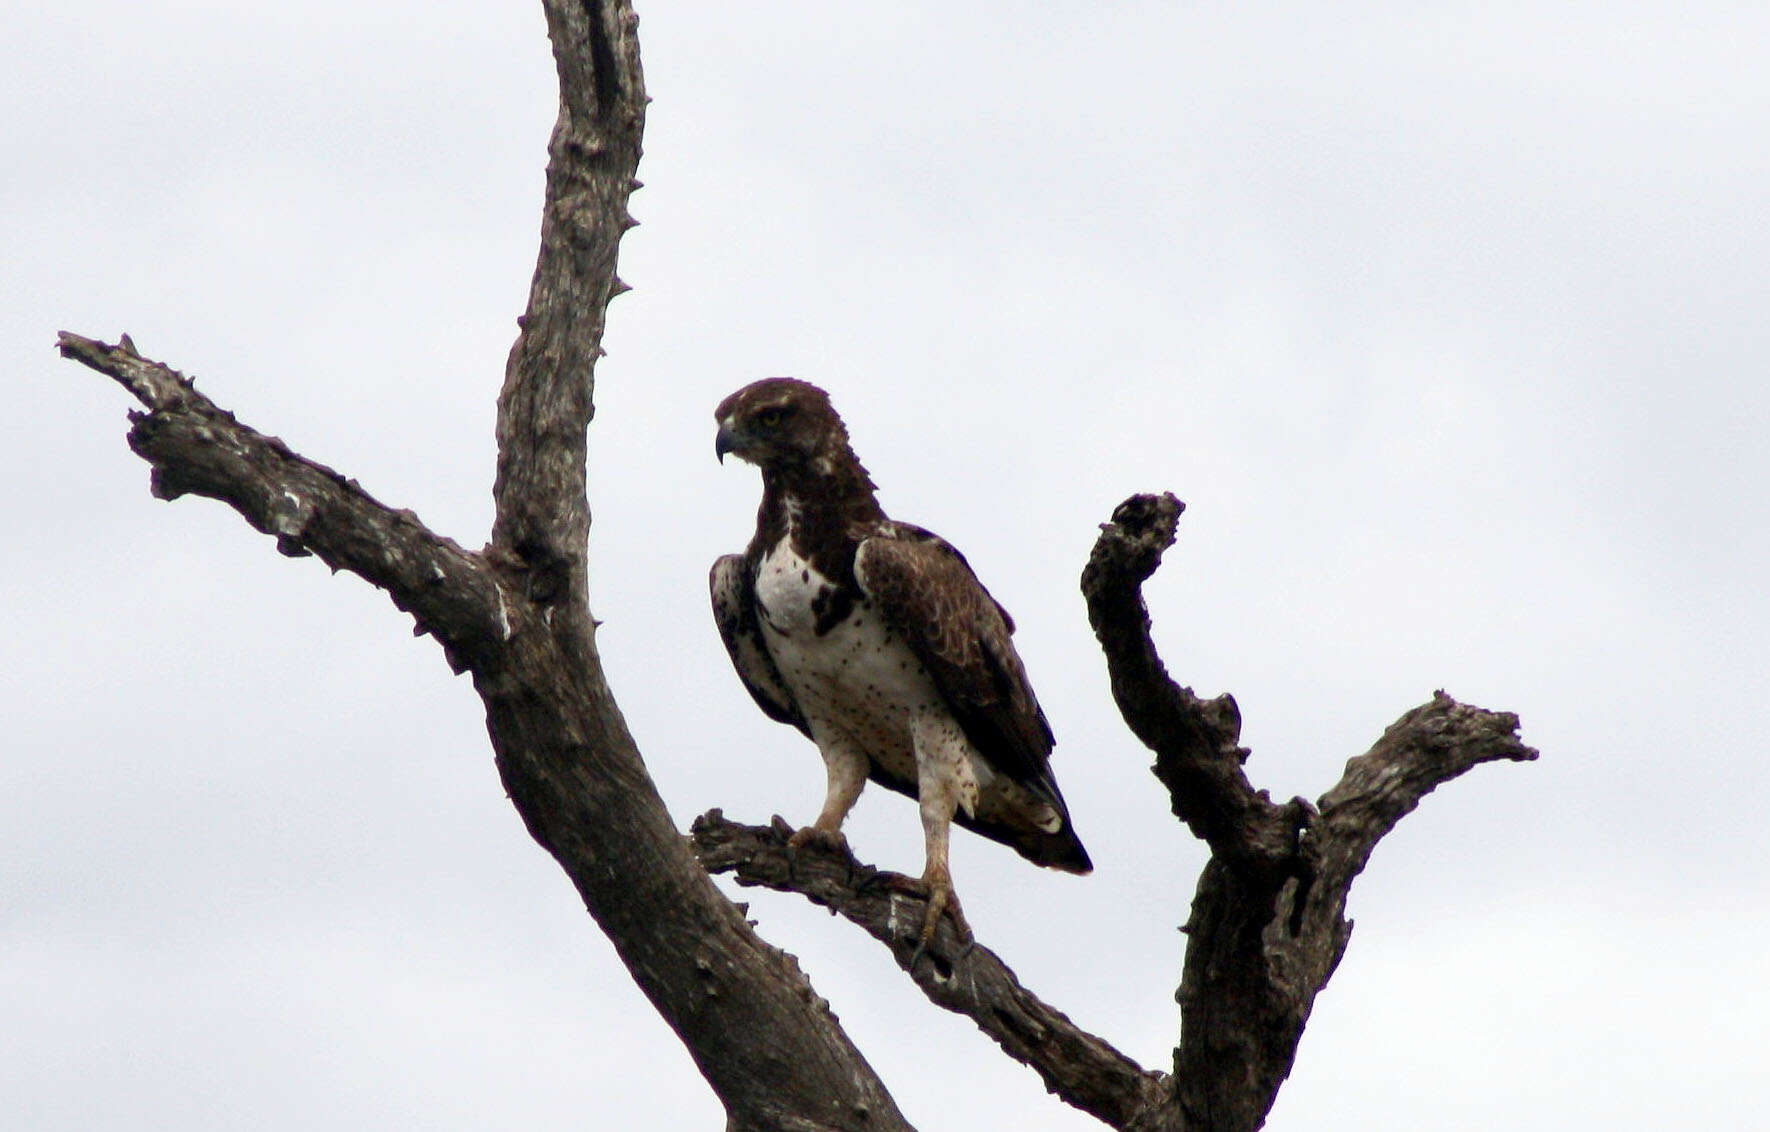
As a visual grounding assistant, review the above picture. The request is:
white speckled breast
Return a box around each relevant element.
[754,536,969,796]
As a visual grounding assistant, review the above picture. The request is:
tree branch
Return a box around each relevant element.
[54,331,510,671]
[692,811,1170,1130]
[492,0,647,637]
[1080,493,1295,876]
[1315,692,1539,893]
[1081,493,1539,1132]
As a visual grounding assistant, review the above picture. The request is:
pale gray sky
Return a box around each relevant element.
[7,2,1768,1128]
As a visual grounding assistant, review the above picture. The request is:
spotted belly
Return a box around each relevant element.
[755,539,978,804]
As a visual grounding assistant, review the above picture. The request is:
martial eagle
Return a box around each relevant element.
[710,378,1091,945]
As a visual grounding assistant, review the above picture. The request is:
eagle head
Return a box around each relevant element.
[714,378,848,469]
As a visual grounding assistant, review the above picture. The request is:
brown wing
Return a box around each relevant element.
[710,554,811,737]
[853,524,1088,871]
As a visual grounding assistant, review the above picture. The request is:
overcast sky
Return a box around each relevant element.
[7,2,1768,1129]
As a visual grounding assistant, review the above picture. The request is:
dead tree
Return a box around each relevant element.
[56,3,1535,1129]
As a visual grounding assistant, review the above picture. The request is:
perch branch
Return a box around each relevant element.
[692,811,1169,1130]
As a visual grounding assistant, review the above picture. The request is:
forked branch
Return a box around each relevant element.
[1085,493,1539,1132]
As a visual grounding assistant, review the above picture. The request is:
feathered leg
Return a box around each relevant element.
[911,713,978,946]
[788,737,868,853]
[915,794,970,947]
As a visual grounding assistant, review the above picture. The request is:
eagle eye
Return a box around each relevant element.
[754,405,792,428]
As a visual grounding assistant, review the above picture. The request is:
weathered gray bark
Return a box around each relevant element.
[57,4,1537,1131]
[1083,493,1537,1132]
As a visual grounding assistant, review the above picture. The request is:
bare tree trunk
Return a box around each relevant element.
[55,4,1535,1131]
[57,3,910,1129]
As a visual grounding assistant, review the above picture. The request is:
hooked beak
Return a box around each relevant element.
[715,419,739,464]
